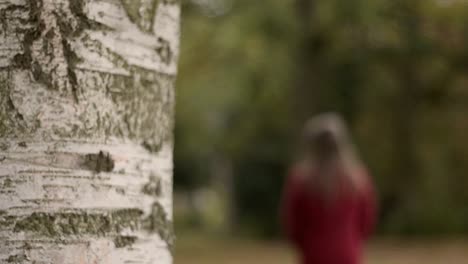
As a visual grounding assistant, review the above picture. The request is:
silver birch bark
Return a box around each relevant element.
[0,0,180,263]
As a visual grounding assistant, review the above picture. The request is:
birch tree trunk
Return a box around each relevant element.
[0,0,180,263]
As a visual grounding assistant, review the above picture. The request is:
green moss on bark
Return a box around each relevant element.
[6,254,28,263]
[8,204,173,250]
[13,209,143,237]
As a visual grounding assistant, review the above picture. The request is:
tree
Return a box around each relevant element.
[0,0,180,262]
[175,0,296,236]
[175,0,468,237]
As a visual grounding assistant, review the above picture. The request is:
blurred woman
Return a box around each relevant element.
[281,113,377,264]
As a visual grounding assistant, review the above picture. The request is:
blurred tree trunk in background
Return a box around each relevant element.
[381,0,423,223]
[176,0,468,236]
[294,0,363,129]
[294,0,318,128]
[211,154,236,233]
[0,0,179,263]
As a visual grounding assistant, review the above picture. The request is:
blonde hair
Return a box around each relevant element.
[298,113,365,198]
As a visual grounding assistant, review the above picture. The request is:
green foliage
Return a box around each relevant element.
[176,0,468,237]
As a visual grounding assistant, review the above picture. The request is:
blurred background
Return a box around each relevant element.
[174,0,468,263]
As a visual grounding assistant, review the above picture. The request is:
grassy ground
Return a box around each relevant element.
[175,232,468,264]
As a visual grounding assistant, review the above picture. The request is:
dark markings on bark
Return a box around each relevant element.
[142,202,175,252]
[62,36,80,102]
[11,0,44,70]
[6,254,28,263]
[142,174,162,196]
[156,37,172,65]
[0,71,41,136]
[54,0,92,102]
[73,34,174,148]
[0,151,117,172]
[0,213,16,230]
[142,140,163,153]
[6,0,110,102]
[2,178,13,188]
[114,235,138,248]
[1,0,175,145]
[119,0,159,33]
[6,93,26,124]
[0,83,36,136]
[68,0,111,33]
[0,142,9,151]
[56,0,111,101]
[0,77,30,137]
[82,151,115,173]
[30,61,52,88]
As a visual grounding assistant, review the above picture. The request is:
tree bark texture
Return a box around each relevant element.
[0,0,180,263]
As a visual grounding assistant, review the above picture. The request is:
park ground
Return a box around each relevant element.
[175,232,468,264]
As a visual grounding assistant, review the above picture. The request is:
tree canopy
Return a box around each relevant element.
[176,0,468,237]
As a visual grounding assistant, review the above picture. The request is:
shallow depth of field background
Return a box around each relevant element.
[174,0,468,262]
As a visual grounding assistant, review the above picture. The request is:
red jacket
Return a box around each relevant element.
[281,167,377,264]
